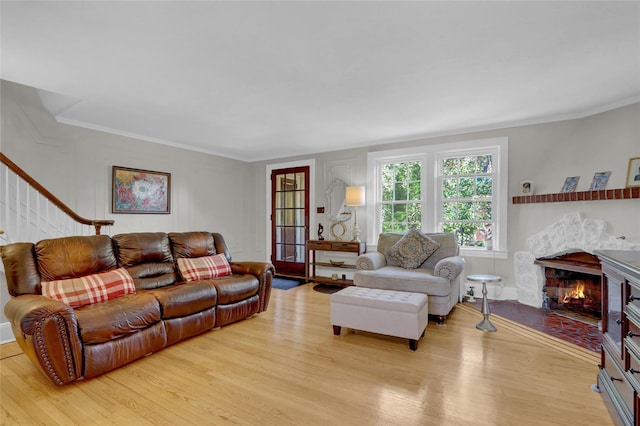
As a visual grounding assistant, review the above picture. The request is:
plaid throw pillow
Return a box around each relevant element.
[42,268,136,308]
[177,254,232,281]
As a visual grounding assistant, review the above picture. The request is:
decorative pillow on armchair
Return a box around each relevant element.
[388,229,440,269]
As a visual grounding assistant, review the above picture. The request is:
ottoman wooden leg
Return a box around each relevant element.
[333,325,342,335]
[409,339,418,351]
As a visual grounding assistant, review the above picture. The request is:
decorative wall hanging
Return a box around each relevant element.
[112,166,171,214]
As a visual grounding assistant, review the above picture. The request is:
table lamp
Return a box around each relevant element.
[345,186,365,242]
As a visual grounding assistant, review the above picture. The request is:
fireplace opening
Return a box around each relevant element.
[542,269,601,314]
[535,251,602,323]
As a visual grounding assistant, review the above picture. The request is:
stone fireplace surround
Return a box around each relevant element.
[514,212,640,308]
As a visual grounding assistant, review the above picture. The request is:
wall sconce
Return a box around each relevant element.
[345,186,365,242]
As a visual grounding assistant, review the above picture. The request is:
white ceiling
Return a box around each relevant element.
[2,1,639,162]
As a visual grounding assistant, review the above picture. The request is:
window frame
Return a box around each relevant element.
[367,137,508,258]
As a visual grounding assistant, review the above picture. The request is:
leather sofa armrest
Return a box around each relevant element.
[434,256,465,281]
[4,295,83,385]
[355,252,387,271]
[230,261,275,312]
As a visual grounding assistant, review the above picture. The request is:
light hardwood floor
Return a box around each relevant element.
[1,284,612,425]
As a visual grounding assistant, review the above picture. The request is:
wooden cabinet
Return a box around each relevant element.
[596,250,640,426]
[306,240,366,286]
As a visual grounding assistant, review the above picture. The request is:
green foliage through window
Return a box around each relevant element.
[380,161,422,232]
[441,155,494,247]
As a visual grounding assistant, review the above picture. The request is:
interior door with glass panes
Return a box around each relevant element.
[271,167,309,277]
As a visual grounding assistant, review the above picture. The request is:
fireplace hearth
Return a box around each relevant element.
[535,251,602,320]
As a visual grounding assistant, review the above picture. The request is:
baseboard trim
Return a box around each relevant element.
[1,322,16,344]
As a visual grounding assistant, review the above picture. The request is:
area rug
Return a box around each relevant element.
[466,300,601,352]
[272,277,305,290]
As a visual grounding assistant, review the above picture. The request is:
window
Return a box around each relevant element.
[368,137,508,257]
[439,153,494,248]
[380,161,422,232]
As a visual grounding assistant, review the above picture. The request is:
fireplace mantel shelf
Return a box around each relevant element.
[512,187,639,204]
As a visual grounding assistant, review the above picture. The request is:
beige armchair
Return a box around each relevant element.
[354,232,465,324]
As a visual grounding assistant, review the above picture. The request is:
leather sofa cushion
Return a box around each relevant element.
[149,282,218,319]
[0,242,41,296]
[75,292,161,344]
[209,274,259,305]
[126,263,177,290]
[113,232,173,267]
[169,232,216,258]
[36,235,118,281]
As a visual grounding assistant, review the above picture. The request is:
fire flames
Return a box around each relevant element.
[562,281,586,303]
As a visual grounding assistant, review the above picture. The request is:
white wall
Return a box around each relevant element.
[1,78,639,341]
[0,80,255,337]
[253,102,640,297]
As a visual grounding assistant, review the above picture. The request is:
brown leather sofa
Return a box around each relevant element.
[1,231,274,385]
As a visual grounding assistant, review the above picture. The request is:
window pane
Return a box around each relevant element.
[409,162,421,180]
[408,182,421,200]
[459,157,476,174]
[382,204,392,222]
[395,163,408,181]
[382,181,393,201]
[394,182,407,201]
[459,178,474,198]
[443,178,458,199]
[476,177,492,197]
[474,202,492,221]
[459,202,473,220]
[407,203,422,225]
[443,202,457,220]
[443,158,458,176]
[393,204,406,222]
[477,155,493,173]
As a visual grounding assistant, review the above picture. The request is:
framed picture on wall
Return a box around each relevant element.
[112,166,171,214]
[627,157,640,188]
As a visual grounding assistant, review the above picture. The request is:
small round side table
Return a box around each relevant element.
[467,274,501,332]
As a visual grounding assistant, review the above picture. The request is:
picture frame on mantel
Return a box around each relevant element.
[519,180,534,195]
[560,176,580,193]
[112,166,171,214]
[589,171,611,190]
[626,156,640,188]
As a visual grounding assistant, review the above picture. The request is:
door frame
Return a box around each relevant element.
[265,159,315,266]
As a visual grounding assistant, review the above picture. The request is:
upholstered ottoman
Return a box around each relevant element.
[330,286,428,350]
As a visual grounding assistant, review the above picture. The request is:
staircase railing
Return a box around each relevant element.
[0,153,114,242]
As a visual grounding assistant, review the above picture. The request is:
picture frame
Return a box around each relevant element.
[519,180,534,195]
[626,157,640,188]
[112,166,171,214]
[560,176,580,193]
[589,171,611,190]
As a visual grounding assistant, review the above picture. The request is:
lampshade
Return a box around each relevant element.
[345,186,365,207]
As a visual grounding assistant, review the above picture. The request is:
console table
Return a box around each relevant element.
[306,240,366,286]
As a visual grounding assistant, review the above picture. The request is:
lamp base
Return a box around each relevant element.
[351,222,361,242]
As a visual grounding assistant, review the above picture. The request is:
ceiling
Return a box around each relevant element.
[1,1,639,162]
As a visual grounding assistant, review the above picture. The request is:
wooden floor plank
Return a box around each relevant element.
[0,284,612,425]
